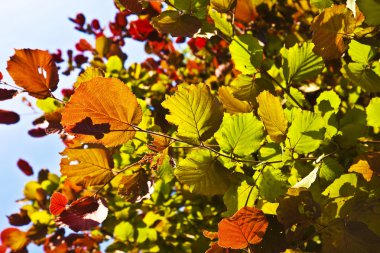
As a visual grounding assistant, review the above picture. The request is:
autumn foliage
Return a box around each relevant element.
[1,0,380,252]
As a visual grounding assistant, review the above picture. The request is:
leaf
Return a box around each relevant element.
[7,210,31,227]
[223,181,258,217]
[229,34,263,75]
[0,89,18,101]
[218,207,268,249]
[1,228,29,251]
[162,83,223,144]
[61,77,143,146]
[174,149,231,195]
[6,49,59,98]
[231,75,274,105]
[209,9,233,37]
[286,110,325,154]
[310,0,333,9]
[60,147,114,187]
[218,86,253,114]
[70,117,111,140]
[114,221,134,241]
[257,91,288,143]
[118,171,151,202]
[319,157,344,183]
[211,0,237,12]
[349,153,380,182]
[151,10,202,37]
[74,67,104,88]
[311,5,356,59]
[322,173,358,198]
[55,196,108,232]
[366,97,380,128]
[17,159,34,176]
[322,220,380,253]
[346,0,357,18]
[292,165,319,189]
[277,188,321,228]
[256,166,289,202]
[215,113,263,156]
[0,110,20,125]
[343,62,380,92]
[49,192,68,216]
[348,40,376,64]
[357,0,380,25]
[282,42,324,84]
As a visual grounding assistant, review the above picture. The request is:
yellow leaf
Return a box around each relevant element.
[218,86,253,114]
[61,77,142,146]
[74,67,104,88]
[257,91,288,143]
[60,146,114,187]
[348,152,380,182]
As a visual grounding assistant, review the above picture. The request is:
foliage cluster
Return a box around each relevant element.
[1,0,380,252]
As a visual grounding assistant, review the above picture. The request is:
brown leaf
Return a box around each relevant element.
[17,159,34,176]
[148,135,173,153]
[61,77,142,146]
[218,206,268,249]
[0,110,20,125]
[118,170,152,202]
[7,49,59,98]
[311,5,356,60]
[0,89,18,101]
[70,117,110,140]
[7,210,31,227]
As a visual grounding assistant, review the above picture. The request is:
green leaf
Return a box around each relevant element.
[337,107,368,148]
[210,0,237,12]
[282,42,324,84]
[256,166,289,202]
[286,110,325,154]
[348,40,376,64]
[344,62,380,92]
[106,55,123,73]
[322,173,358,198]
[168,0,208,19]
[157,156,175,183]
[36,97,61,113]
[151,10,202,37]
[162,83,224,144]
[174,149,231,195]
[223,180,258,217]
[357,0,380,25]
[209,9,233,37]
[114,221,134,241]
[319,157,344,183]
[257,91,288,143]
[315,90,341,138]
[285,87,306,108]
[366,97,380,128]
[60,147,114,187]
[230,34,263,75]
[214,113,264,157]
[310,0,333,9]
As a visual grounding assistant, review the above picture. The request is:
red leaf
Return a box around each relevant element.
[17,159,34,176]
[28,127,47,137]
[1,228,29,251]
[75,39,94,52]
[0,110,20,124]
[0,89,18,101]
[218,207,268,249]
[50,192,68,216]
[0,245,6,253]
[129,18,154,41]
[0,72,3,81]
[55,196,108,232]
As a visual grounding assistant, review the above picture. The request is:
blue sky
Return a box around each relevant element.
[0,0,144,237]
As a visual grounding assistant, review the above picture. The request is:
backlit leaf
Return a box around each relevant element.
[1,228,29,251]
[311,5,356,59]
[366,97,380,127]
[322,173,358,198]
[218,86,253,114]
[215,113,263,156]
[223,181,258,217]
[209,9,233,37]
[256,166,289,202]
[49,192,68,216]
[344,62,380,92]
[211,0,237,12]
[0,110,20,125]
[357,0,380,25]
[310,0,333,9]
[349,153,380,182]
[174,149,231,195]
[218,207,268,249]
[151,10,202,37]
[257,91,288,143]
[282,42,324,84]
[61,77,142,146]
[162,83,223,144]
[118,171,151,202]
[74,67,104,88]
[286,110,325,154]
[60,147,114,187]
[6,49,59,98]
[348,40,376,64]
[230,34,263,75]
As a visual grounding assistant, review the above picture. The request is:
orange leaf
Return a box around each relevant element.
[61,77,142,146]
[218,206,268,249]
[348,152,380,181]
[1,228,29,251]
[311,5,356,60]
[7,49,59,98]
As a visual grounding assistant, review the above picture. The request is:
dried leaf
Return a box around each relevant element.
[218,207,268,249]
[7,49,59,98]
